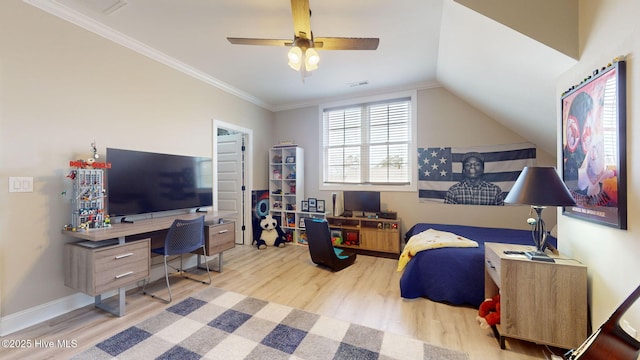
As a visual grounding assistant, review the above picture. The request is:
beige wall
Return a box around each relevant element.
[275,87,557,237]
[4,0,637,339]
[454,0,579,59]
[0,1,274,319]
[557,0,640,329]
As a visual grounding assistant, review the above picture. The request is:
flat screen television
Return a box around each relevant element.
[343,191,380,217]
[106,148,213,217]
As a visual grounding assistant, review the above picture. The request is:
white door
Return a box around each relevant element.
[217,133,244,244]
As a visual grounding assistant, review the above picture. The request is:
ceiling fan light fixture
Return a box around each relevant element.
[228,0,378,78]
[287,46,302,71]
[305,48,320,71]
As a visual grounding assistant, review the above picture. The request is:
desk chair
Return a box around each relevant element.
[304,218,356,271]
[143,216,211,303]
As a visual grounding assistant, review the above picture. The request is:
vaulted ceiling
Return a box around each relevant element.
[26,0,578,156]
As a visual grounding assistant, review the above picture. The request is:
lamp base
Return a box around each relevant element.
[525,250,555,263]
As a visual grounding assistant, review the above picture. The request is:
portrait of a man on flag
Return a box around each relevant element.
[418,143,536,205]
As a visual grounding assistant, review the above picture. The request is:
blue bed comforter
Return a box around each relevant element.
[399,223,556,308]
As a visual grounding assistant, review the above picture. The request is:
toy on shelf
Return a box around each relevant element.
[298,231,308,245]
[286,214,295,227]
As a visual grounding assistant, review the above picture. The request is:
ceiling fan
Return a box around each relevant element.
[227,0,379,76]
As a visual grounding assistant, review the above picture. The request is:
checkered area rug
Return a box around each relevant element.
[75,287,469,360]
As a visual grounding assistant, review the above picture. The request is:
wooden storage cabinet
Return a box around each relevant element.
[484,242,588,349]
[360,228,399,253]
[64,239,150,296]
[326,216,401,255]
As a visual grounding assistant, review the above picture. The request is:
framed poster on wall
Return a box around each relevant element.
[561,59,627,229]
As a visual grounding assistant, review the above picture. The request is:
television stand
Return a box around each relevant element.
[326,216,401,256]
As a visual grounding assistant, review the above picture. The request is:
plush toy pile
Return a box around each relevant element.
[254,214,287,250]
[476,294,500,329]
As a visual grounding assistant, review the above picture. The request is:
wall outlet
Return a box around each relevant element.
[8,177,33,193]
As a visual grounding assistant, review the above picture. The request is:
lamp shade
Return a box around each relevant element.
[504,167,576,206]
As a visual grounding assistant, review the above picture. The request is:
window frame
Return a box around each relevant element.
[318,91,417,192]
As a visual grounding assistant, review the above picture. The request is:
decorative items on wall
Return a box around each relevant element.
[417,143,536,205]
[561,57,627,229]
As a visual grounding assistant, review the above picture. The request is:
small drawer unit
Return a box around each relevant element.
[193,221,236,272]
[203,221,236,255]
[484,242,588,349]
[64,239,150,296]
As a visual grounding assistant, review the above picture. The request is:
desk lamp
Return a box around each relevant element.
[504,167,576,262]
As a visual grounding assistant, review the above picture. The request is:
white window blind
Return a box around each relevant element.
[322,97,411,186]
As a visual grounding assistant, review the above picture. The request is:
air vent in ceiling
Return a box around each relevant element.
[347,81,369,88]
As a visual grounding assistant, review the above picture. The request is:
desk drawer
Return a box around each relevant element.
[94,241,149,293]
[485,246,501,288]
[94,241,149,270]
[64,239,150,296]
[202,222,235,255]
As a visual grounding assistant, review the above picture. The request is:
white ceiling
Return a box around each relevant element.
[27,0,577,155]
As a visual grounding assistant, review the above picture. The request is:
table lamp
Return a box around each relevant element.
[504,167,576,262]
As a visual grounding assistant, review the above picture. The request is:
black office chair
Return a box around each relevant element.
[304,218,356,271]
[143,216,211,303]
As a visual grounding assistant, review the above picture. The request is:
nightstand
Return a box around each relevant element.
[484,242,588,349]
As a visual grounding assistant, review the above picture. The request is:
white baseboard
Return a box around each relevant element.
[0,292,94,336]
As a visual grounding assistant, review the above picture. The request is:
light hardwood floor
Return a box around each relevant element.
[1,244,562,360]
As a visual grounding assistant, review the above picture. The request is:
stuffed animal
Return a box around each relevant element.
[254,214,287,250]
[476,294,500,329]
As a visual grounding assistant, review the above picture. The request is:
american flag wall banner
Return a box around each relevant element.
[418,143,536,204]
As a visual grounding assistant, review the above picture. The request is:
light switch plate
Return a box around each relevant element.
[9,177,34,193]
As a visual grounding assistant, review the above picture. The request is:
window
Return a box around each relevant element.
[321,92,416,191]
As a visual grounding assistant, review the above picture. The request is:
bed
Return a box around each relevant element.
[399,223,556,308]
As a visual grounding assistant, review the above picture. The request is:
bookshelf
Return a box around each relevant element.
[269,145,323,243]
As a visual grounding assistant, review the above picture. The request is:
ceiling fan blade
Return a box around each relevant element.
[227,38,293,47]
[314,37,380,50]
[291,0,311,39]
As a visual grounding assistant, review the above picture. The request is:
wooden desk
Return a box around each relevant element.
[484,242,588,349]
[62,211,235,316]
